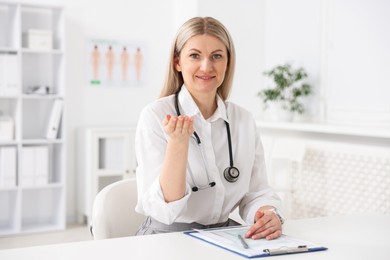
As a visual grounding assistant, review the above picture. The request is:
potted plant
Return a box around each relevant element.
[258,63,312,120]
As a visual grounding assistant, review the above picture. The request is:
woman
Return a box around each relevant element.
[135,17,283,240]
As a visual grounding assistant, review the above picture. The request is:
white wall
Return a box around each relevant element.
[263,0,390,126]
[198,0,267,119]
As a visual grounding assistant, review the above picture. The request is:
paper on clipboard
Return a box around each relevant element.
[185,226,327,258]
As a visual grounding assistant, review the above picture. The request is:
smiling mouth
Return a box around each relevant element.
[196,75,215,80]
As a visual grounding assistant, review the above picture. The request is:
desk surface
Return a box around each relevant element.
[1,214,389,260]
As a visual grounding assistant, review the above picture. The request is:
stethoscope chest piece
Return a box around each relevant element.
[223,166,240,183]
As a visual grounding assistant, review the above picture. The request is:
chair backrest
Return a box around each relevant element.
[90,178,145,239]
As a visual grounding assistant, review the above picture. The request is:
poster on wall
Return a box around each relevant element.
[87,39,146,87]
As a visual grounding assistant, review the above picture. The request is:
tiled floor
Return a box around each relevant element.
[0,224,92,250]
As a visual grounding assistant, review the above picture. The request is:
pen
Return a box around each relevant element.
[237,234,249,249]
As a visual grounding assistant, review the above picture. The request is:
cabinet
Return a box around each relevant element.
[0,2,65,236]
[78,127,137,224]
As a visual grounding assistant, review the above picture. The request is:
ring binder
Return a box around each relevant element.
[264,245,308,255]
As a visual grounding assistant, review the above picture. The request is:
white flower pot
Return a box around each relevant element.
[265,102,293,122]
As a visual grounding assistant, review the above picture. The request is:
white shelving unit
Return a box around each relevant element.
[0,2,65,236]
[77,127,137,224]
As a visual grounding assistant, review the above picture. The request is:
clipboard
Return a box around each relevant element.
[184,226,327,258]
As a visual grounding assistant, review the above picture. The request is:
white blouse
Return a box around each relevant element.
[135,86,282,225]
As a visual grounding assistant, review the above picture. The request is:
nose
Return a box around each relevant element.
[200,58,212,72]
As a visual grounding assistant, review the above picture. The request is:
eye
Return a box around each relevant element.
[212,54,223,60]
[189,53,200,59]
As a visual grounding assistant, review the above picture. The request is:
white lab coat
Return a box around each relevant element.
[135,86,282,225]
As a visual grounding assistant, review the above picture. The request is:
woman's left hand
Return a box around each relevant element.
[245,207,283,240]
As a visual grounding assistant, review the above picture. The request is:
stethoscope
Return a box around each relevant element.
[174,90,240,192]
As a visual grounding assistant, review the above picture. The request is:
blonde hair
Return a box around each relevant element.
[159,17,236,101]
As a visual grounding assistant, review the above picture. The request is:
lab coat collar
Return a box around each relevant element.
[177,85,229,123]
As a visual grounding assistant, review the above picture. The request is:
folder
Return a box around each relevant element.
[34,146,49,185]
[0,53,18,96]
[20,146,50,187]
[46,98,63,139]
[0,146,17,188]
[20,147,35,187]
[184,226,327,258]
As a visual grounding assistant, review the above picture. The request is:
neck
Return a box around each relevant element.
[193,94,217,119]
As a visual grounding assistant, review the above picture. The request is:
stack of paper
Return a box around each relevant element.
[185,226,327,258]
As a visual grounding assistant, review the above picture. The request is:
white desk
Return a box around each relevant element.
[1,214,389,260]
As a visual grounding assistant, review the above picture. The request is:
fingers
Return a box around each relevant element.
[265,229,282,240]
[163,114,177,134]
[163,114,193,137]
[245,209,282,240]
[254,210,264,223]
[181,116,194,134]
[163,114,171,126]
[251,223,280,240]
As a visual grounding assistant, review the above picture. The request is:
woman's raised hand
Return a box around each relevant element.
[163,114,194,141]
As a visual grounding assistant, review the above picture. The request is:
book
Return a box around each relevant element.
[0,53,19,96]
[34,146,49,185]
[185,226,327,258]
[20,146,49,187]
[46,98,63,139]
[20,147,35,187]
[0,146,17,188]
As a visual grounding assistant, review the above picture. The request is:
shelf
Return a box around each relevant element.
[0,47,18,53]
[0,189,18,234]
[0,2,65,236]
[257,121,390,140]
[21,139,63,144]
[21,48,63,54]
[20,183,62,190]
[0,95,19,99]
[22,99,63,140]
[0,186,18,192]
[21,187,64,231]
[22,94,63,99]
[0,140,18,145]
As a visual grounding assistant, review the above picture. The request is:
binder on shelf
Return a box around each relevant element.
[46,98,63,140]
[20,146,49,187]
[20,147,35,187]
[185,226,327,258]
[0,114,15,141]
[34,146,49,185]
[0,146,17,188]
[0,53,19,96]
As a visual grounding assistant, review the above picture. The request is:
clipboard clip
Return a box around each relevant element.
[263,245,308,255]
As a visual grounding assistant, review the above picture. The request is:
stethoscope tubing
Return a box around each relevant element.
[174,89,239,190]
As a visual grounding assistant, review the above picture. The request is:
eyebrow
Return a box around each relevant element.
[188,48,224,53]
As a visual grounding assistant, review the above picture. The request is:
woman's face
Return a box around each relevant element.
[175,34,228,98]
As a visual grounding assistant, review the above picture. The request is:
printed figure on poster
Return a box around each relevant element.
[87,39,146,87]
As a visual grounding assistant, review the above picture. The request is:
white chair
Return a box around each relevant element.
[90,178,145,240]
